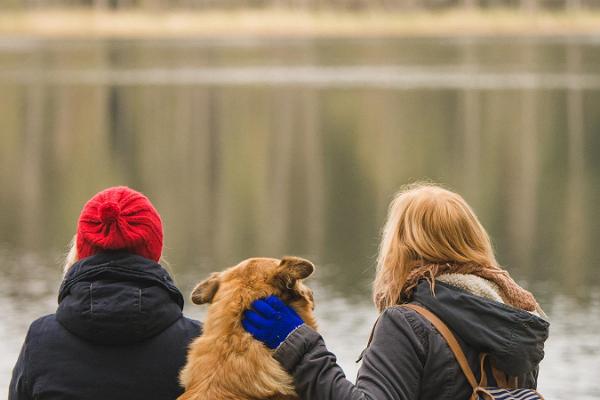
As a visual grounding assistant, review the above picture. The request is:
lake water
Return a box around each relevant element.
[0,36,599,399]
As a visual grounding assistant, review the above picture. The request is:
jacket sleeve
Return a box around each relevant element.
[273,307,426,400]
[9,329,34,400]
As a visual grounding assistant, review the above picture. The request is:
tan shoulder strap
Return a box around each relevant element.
[400,304,479,390]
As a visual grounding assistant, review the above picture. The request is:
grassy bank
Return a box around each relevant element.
[1,9,600,38]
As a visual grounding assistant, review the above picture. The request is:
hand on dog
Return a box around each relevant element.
[242,295,304,349]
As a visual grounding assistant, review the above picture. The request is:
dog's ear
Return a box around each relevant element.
[191,272,221,305]
[278,257,315,286]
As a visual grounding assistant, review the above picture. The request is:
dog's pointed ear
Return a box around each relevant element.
[278,257,315,285]
[191,272,221,305]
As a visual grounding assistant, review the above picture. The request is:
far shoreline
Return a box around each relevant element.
[1,9,600,39]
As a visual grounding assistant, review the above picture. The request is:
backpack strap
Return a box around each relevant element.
[400,304,481,391]
[362,304,526,400]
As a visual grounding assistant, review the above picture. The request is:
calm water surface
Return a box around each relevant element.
[0,36,599,399]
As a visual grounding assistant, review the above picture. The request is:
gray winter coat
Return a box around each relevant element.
[274,280,549,400]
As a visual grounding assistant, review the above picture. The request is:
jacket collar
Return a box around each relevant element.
[56,252,185,345]
[59,251,184,309]
[412,279,549,376]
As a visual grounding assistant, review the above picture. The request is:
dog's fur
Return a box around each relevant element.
[178,257,318,400]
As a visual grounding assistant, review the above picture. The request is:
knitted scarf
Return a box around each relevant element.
[402,262,538,312]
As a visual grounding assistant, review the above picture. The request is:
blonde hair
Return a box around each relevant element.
[63,235,78,275]
[373,183,497,311]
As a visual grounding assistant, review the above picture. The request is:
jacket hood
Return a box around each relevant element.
[412,280,549,376]
[56,252,184,345]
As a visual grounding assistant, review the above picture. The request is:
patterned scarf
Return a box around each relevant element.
[402,262,538,312]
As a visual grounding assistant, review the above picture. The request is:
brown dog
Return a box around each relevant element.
[178,257,318,400]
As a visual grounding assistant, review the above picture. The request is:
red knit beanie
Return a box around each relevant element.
[76,186,163,262]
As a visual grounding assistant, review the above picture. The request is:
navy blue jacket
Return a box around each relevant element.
[9,252,201,400]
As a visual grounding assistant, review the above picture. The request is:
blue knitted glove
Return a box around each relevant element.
[242,295,304,349]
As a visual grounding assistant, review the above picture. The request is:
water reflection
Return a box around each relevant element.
[0,37,599,399]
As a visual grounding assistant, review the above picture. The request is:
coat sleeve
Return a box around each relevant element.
[273,307,426,400]
[9,329,34,400]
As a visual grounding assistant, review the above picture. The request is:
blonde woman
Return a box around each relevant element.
[242,183,549,400]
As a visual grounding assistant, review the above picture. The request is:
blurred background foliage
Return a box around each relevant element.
[1,0,600,11]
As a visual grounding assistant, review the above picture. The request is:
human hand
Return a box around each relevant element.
[242,295,304,349]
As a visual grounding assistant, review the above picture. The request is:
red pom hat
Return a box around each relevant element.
[76,186,163,262]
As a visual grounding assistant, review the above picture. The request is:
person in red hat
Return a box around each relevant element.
[10,186,202,400]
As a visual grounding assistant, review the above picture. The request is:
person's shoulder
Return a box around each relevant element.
[381,305,431,330]
[180,315,203,335]
[21,314,65,350]
[27,314,60,335]
[365,306,431,361]
[378,305,436,345]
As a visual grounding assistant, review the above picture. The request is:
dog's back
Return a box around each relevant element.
[179,257,317,400]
